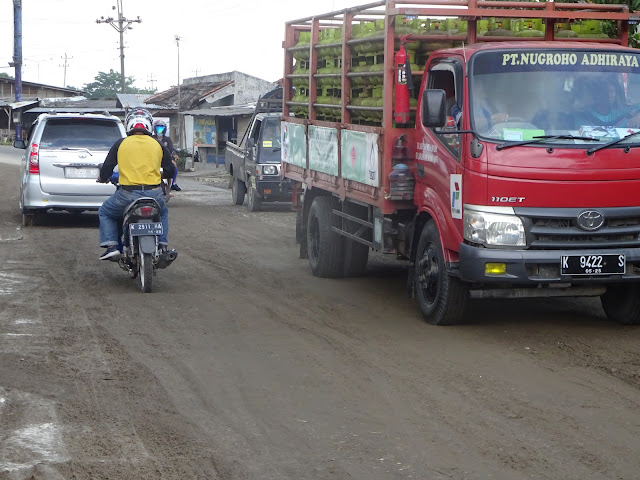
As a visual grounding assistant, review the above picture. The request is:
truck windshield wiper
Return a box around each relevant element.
[496,135,598,151]
[61,147,93,156]
[586,131,640,154]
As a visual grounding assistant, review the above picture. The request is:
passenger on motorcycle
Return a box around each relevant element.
[97,109,176,261]
[153,119,182,191]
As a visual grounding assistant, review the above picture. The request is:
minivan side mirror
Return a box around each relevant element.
[421,89,447,128]
[13,139,26,149]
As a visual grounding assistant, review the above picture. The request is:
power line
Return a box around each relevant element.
[96,0,141,93]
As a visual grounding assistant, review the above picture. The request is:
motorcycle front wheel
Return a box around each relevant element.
[138,252,154,293]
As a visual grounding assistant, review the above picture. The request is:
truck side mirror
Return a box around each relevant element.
[421,89,447,128]
[13,139,26,149]
[247,138,255,150]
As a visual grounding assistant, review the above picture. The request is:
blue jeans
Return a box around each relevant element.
[98,187,169,247]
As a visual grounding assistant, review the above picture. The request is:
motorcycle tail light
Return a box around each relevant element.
[134,206,157,217]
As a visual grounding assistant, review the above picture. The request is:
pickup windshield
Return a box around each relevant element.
[470,49,640,147]
[258,118,281,162]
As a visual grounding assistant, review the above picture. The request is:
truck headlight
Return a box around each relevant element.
[463,208,526,247]
[263,165,278,175]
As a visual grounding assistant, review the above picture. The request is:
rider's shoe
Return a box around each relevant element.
[99,246,122,261]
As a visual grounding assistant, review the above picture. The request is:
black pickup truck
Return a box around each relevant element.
[224,89,292,211]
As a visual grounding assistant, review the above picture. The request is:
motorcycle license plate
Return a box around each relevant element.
[129,222,163,236]
[560,254,625,275]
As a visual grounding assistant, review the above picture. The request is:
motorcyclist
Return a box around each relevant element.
[97,109,175,261]
[153,119,182,191]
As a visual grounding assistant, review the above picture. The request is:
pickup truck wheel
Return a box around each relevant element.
[247,183,262,212]
[601,284,640,325]
[232,178,246,205]
[414,221,469,325]
[307,196,344,278]
[343,238,369,277]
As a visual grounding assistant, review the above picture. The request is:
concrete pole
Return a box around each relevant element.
[13,0,23,141]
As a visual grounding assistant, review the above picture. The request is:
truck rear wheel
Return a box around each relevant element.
[414,220,469,325]
[343,238,368,277]
[232,178,246,205]
[247,182,262,212]
[601,284,640,325]
[307,196,344,278]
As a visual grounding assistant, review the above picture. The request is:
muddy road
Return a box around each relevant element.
[0,151,639,480]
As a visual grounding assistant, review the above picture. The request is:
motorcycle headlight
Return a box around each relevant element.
[463,208,526,247]
[263,165,278,175]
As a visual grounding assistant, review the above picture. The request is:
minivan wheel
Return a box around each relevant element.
[22,213,34,227]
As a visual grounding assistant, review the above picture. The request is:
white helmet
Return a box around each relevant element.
[125,108,153,135]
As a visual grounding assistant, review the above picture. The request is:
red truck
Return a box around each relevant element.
[281,0,640,325]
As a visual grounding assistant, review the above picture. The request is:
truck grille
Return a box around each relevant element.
[515,207,640,249]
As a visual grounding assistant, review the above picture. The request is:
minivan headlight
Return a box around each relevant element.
[263,165,278,175]
[463,209,526,246]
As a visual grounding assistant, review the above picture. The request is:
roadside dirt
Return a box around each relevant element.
[1,161,639,480]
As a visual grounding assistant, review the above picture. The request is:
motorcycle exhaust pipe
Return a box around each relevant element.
[156,249,178,269]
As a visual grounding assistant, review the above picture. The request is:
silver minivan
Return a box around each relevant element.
[14,112,126,226]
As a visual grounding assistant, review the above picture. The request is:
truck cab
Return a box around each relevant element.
[225,89,292,211]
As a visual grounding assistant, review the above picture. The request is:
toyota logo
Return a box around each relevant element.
[577,210,605,231]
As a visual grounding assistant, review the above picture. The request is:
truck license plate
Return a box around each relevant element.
[560,254,625,275]
[129,222,163,236]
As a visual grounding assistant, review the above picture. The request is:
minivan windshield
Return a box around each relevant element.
[470,49,640,146]
[40,118,123,150]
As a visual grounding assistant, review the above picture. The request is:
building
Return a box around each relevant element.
[144,71,276,162]
[0,77,83,140]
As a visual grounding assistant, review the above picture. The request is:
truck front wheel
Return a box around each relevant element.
[232,178,246,205]
[601,284,640,325]
[247,182,262,212]
[414,221,469,325]
[307,196,344,277]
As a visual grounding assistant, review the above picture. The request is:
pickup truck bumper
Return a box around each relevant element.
[256,177,293,202]
[458,243,640,284]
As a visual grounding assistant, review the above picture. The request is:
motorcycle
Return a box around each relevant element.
[109,174,178,292]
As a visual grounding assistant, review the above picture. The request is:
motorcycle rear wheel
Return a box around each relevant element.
[138,252,154,293]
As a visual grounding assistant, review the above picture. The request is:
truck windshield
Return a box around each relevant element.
[469,49,640,147]
[258,118,281,162]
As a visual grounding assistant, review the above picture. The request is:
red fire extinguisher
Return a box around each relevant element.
[394,35,414,125]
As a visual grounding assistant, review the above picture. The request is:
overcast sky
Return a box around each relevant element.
[1,0,368,93]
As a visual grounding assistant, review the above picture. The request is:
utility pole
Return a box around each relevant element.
[10,0,22,142]
[175,35,182,148]
[96,1,141,93]
[147,73,156,91]
[59,53,72,87]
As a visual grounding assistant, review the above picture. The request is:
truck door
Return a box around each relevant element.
[417,57,465,249]
[246,118,262,175]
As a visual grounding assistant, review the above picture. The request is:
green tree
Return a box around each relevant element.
[0,72,14,79]
[82,69,157,99]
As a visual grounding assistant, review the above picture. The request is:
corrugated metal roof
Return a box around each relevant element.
[145,80,233,110]
[182,104,256,117]
[27,107,126,114]
[116,93,167,110]
[0,100,39,109]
